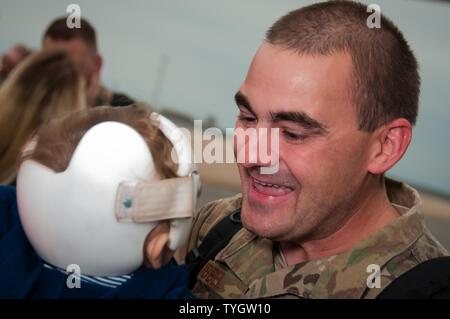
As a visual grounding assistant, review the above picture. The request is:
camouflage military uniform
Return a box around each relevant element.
[187,178,448,299]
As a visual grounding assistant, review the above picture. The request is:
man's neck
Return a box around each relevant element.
[280,180,400,266]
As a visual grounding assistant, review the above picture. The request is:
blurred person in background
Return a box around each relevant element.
[0,44,32,84]
[0,49,87,185]
[42,17,134,108]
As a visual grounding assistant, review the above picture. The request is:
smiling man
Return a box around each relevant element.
[186,1,448,298]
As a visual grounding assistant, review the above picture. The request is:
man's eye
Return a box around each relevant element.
[237,115,256,123]
[282,130,307,141]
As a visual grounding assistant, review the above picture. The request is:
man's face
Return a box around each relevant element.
[43,37,94,76]
[235,43,373,243]
[43,37,99,105]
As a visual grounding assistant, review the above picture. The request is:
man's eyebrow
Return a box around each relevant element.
[234,91,256,115]
[271,111,328,134]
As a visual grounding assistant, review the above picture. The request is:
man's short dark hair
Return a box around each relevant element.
[266,0,420,132]
[43,17,97,52]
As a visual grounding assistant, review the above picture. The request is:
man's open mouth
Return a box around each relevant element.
[251,176,294,197]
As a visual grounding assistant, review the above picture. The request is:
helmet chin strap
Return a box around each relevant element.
[115,176,195,223]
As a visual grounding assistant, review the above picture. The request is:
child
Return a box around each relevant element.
[0,105,198,298]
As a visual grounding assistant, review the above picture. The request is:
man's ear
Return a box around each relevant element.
[93,53,102,73]
[144,222,174,269]
[367,118,412,175]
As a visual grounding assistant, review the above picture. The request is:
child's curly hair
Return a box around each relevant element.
[19,104,178,179]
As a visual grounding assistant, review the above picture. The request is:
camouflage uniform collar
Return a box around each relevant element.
[215,228,273,287]
[242,179,426,298]
[216,228,256,261]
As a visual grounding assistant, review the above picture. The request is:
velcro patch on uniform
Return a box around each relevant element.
[197,261,248,298]
[198,261,225,288]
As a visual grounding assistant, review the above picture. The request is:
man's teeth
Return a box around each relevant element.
[254,179,288,189]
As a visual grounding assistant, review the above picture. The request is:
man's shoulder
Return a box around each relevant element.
[188,194,242,252]
[363,226,449,298]
[95,86,135,107]
[385,227,449,275]
[110,92,135,107]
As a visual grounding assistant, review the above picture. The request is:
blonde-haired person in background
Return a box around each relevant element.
[0,49,86,185]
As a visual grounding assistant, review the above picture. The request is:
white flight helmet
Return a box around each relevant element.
[16,113,199,277]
